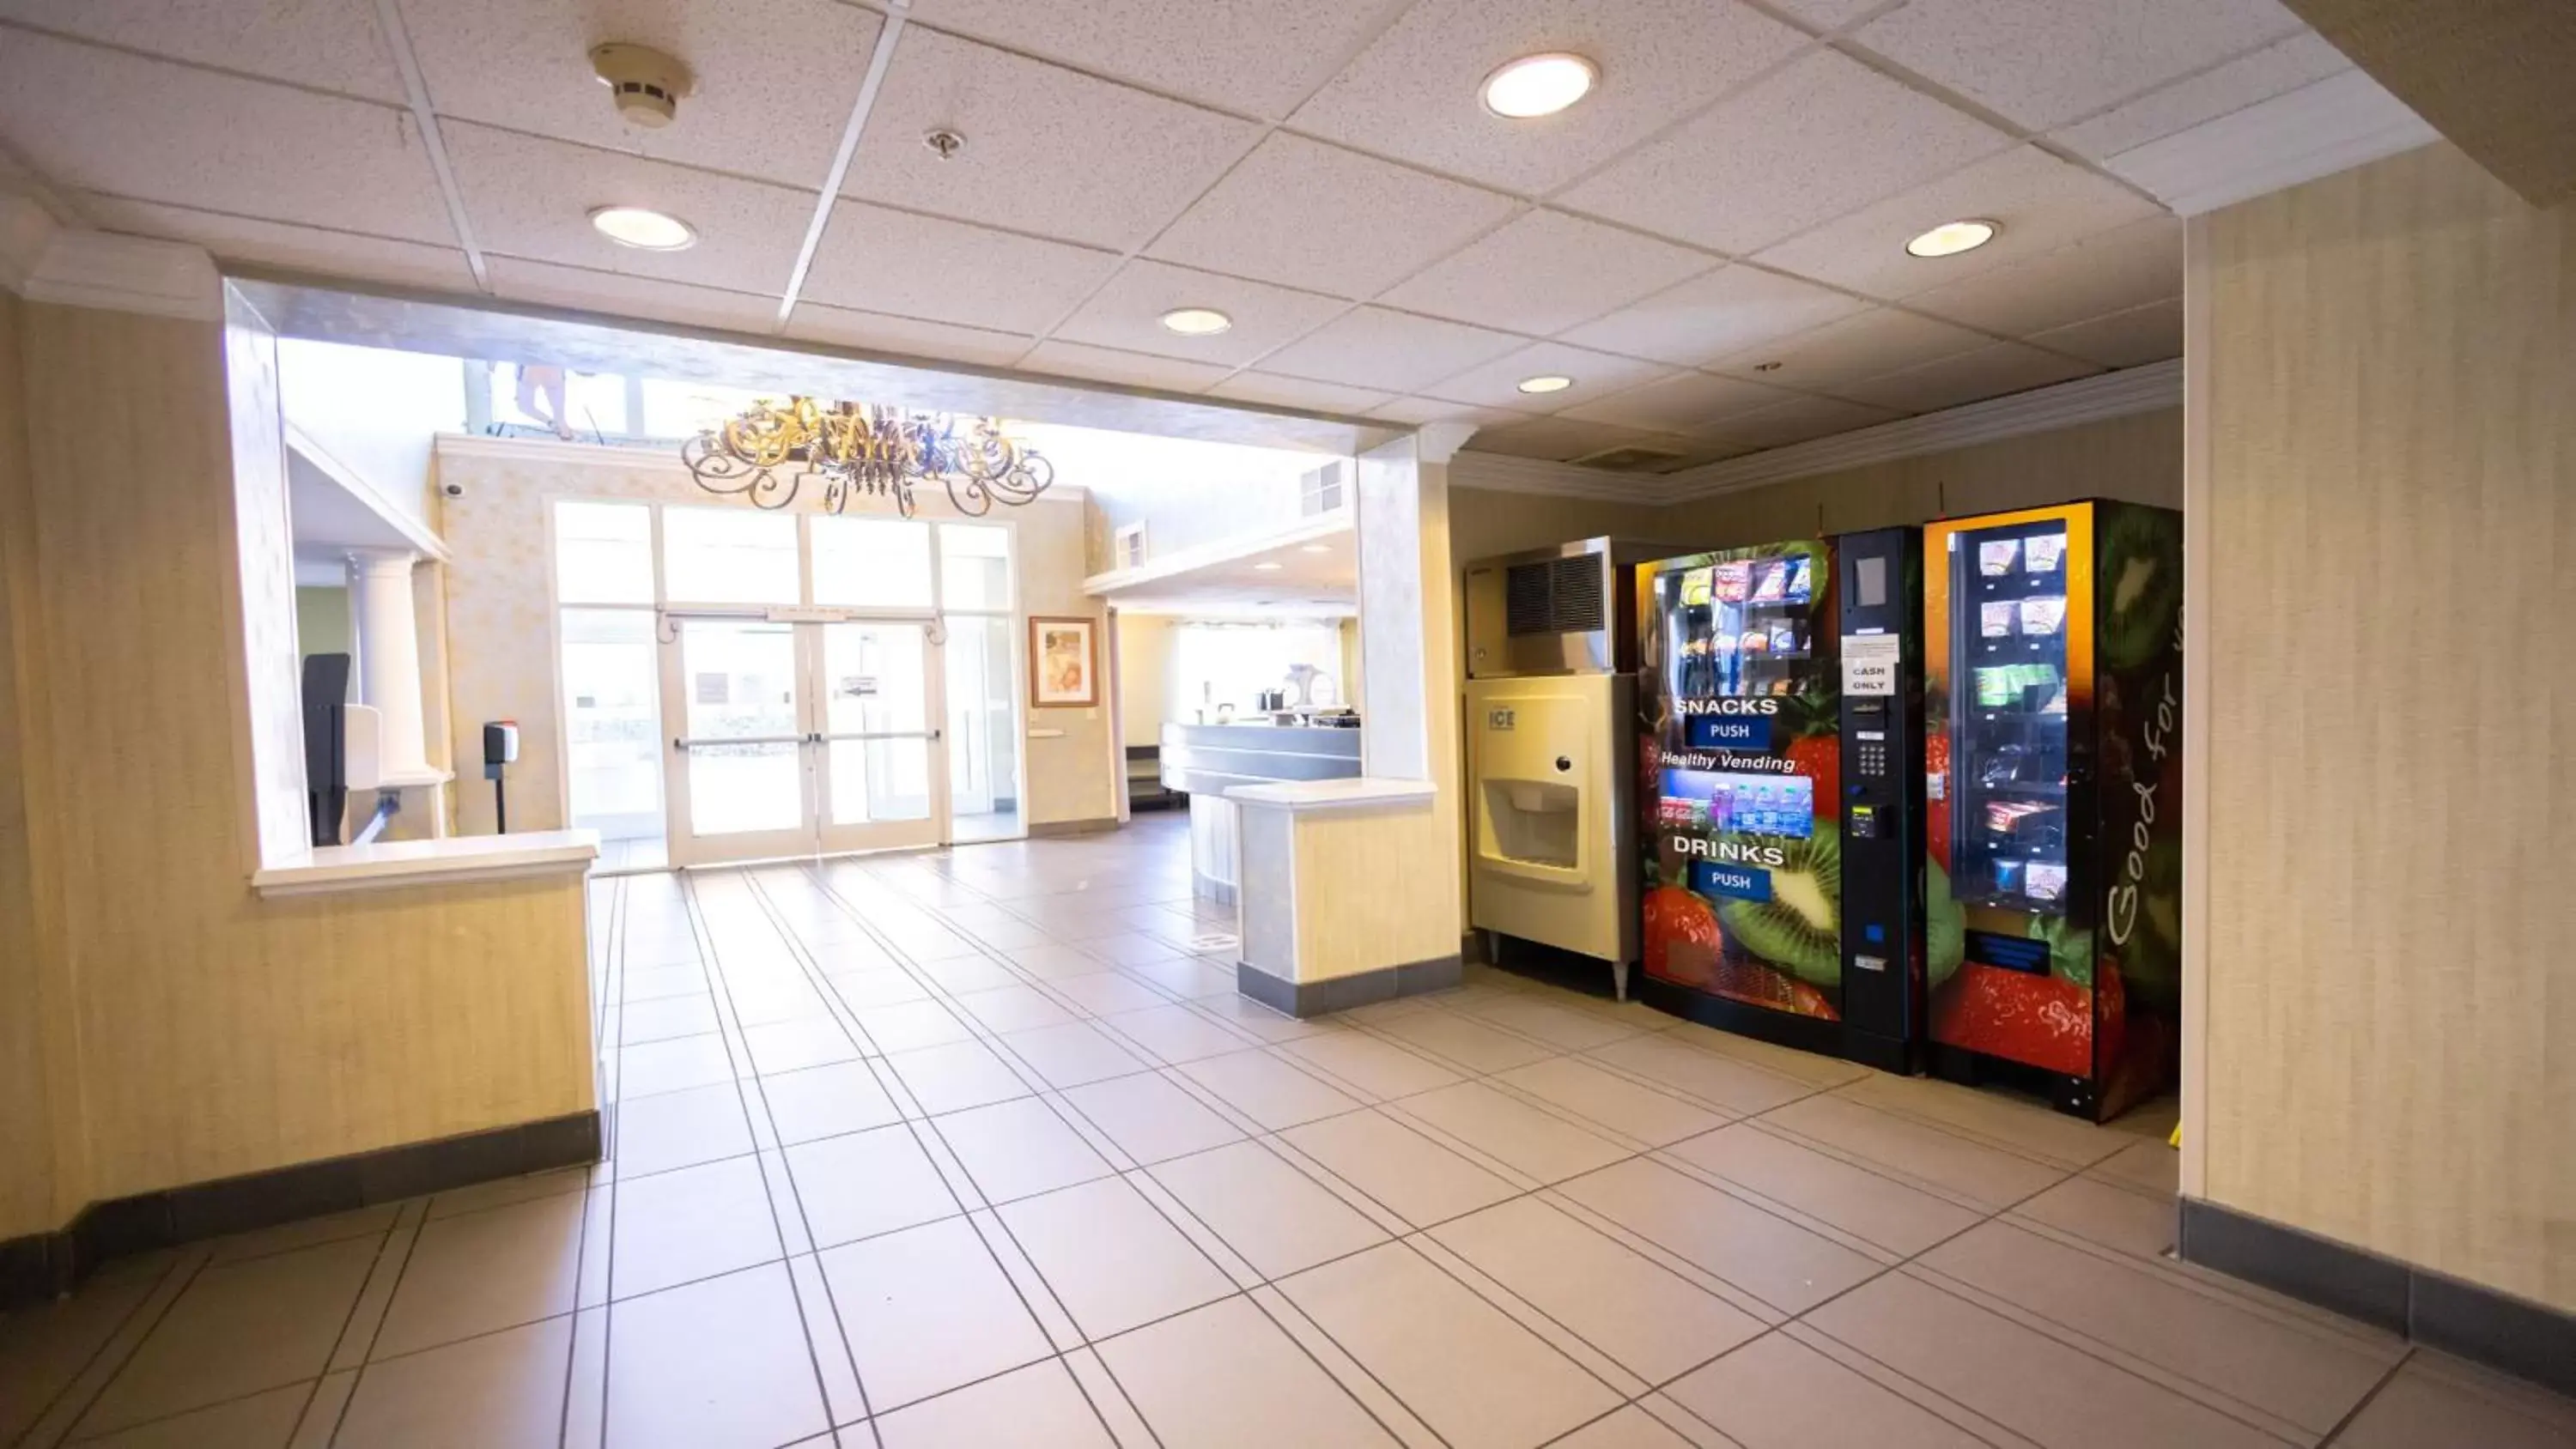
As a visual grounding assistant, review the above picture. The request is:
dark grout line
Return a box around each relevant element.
[2316,1347,2414,1448]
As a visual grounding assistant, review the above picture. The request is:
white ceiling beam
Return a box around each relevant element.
[371,0,489,291]
[774,0,914,330]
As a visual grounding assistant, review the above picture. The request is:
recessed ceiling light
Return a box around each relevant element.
[1517,374,1575,395]
[1300,543,1331,554]
[1480,52,1597,119]
[1159,306,1233,336]
[1905,219,1998,258]
[589,205,696,251]
[1253,561,1284,571]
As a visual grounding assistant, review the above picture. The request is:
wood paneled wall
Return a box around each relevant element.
[5,303,593,1222]
[0,292,61,1238]
[2199,143,2575,1313]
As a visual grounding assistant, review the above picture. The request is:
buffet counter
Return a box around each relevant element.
[1160,722,1361,902]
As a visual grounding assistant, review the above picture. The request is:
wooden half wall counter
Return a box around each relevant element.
[0,290,600,1308]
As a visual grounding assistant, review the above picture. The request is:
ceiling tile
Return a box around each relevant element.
[1705,306,1993,391]
[1904,216,2180,336]
[847,28,1256,251]
[0,0,402,101]
[1288,0,1810,197]
[1558,49,2015,255]
[1838,341,2100,413]
[1376,210,1716,336]
[903,0,1398,120]
[2027,300,2183,367]
[1560,369,1795,432]
[77,194,477,294]
[1051,259,1347,367]
[1558,264,1869,367]
[801,200,1121,335]
[1203,373,1395,416]
[443,124,813,294]
[1763,0,1886,27]
[1699,393,1903,452]
[486,257,782,334]
[1366,397,1534,428]
[1255,306,1523,394]
[1018,341,1230,394]
[1145,134,1519,299]
[405,0,880,190]
[0,33,453,243]
[1752,145,2166,301]
[2050,32,2350,161]
[1422,342,1673,413]
[1852,0,2307,130]
[1466,416,1701,466]
[782,303,1036,368]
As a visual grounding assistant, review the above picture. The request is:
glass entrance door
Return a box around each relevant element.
[815,621,945,854]
[662,615,947,864]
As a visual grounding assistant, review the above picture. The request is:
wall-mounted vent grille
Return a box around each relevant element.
[1113,522,1147,569]
[1299,461,1346,516]
[1503,555,1604,637]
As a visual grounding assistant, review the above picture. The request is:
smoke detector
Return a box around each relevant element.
[590,44,695,130]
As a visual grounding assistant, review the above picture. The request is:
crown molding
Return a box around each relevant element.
[1447,449,1666,503]
[1659,360,2183,501]
[430,429,1087,500]
[11,225,222,322]
[2105,69,2439,218]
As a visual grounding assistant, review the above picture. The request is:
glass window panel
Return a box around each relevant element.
[494,364,628,436]
[554,501,655,604]
[821,622,928,736]
[945,614,1019,840]
[813,517,933,608]
[938,523,1012,611]
[829,738,932,824]
[663,506,799,604]
[677,619,801,836]
[641,379,778,440]
[1950,522,2072,915]
[558,609,664,842]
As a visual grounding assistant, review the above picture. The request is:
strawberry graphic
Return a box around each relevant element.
[1643,886,1722,987]
[1932,962,2091,1076]
[1925,729,1953,871]
[1710,956,1839,1020]
[1784,733,1839,808]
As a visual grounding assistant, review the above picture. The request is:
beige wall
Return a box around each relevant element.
[1115,612,1172,747]
[295,585,351,663]
[1447,488,1671,570]
[1651,407,2182,548]
[2196,143,2575,1313]
[0,301,593,1232]
[435,440,1117,837]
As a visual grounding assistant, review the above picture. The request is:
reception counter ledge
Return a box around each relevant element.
[252,828,600,897]
[1163,723,1361,904]
[1230,778,1461,1017]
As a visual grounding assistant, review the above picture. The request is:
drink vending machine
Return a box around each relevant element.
[1635,530,1940,1070]
[1921,501,2183,1120]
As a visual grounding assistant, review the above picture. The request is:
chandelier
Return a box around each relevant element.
[680,397,1052,518]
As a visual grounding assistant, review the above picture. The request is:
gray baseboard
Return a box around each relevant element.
[1237,955,1462,1019]
[2178,1197,2576,1398]
[0,1110,599,1311]
[1027,816,1120,839]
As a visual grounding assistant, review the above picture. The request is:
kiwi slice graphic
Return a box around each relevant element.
[1926,858,1965,991]
[1717,821,1840,989]
[2099,508,2181,671]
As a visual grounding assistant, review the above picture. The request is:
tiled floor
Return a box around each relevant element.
[8,815,2575,1448]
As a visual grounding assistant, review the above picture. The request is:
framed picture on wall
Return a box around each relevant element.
[1029,615,1098,708]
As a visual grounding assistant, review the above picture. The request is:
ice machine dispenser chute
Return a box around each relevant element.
[1474,689,1589,878]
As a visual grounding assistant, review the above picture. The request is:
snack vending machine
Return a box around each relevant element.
[1636,531,1932,1067]
[1923,501,2183,1120]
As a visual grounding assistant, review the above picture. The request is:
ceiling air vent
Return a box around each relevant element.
[1299,461,1346,516]
[1503,555,1606,637]
[1571,444,1689,473]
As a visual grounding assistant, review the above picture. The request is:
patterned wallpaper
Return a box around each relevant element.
[433,438,1115,840]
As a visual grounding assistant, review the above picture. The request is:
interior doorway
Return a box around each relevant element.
[554,500,1026,866]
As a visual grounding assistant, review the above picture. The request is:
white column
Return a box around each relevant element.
[345,548,437,785]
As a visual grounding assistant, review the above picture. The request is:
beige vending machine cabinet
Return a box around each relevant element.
[1463,539,1676,998]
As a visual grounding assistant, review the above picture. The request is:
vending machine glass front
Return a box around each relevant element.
[1947,519,2074,918]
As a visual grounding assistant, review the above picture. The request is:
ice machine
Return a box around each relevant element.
[1462,538,1680,997]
